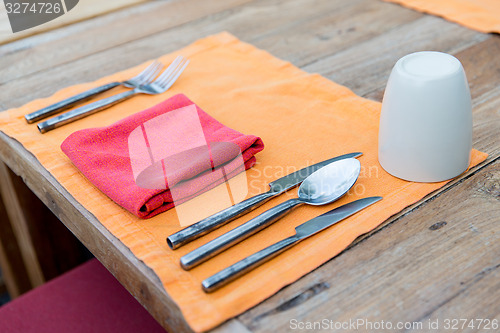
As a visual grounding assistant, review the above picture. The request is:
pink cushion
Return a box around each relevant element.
[0,259,166,332]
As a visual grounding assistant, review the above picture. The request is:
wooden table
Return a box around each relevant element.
[0,0,498,331]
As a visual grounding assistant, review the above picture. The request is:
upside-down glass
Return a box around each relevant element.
[378,51,472,182]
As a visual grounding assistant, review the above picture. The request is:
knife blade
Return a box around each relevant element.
[202,196,382,293]
[167,152,363,250]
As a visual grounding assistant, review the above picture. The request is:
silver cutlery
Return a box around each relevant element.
[202,196,382,292]
[167,152,362,250]
[37,56,189,133]
[180,158,361,270]
[25,60,163,124]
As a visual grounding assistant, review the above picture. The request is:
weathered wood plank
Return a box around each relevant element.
[0,171,32,297]
[363,35,500,160]
[0,131,194,333]
[469,92,500,159]
[301,14,488,98]
[419,267,499,333]
[363,34,500,104]
[3,1,498,158]
[2,161,92,285]
[211,319,252,333]
[249,0,422,67]
[0,0,486,111]
[0,162,45,288]
[0,0,252,84]
[0,0,148,45]
[454,35,500,158]
[0,0,424,108]
[237,158,500,332]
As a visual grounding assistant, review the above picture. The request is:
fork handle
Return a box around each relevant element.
[37,89,137,133]
[25,82,121,123]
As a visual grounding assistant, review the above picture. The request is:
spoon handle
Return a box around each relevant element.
[167,190,278,250]
[180,198,302,270]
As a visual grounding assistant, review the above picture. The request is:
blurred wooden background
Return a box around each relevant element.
[0,0,146,301]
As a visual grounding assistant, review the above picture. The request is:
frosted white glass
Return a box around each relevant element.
[378,51,472,182]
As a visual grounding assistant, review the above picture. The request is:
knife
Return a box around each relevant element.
[167,152,362,250]
[202,196,382,293]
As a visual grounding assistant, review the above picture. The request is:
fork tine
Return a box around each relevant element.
[153,56,183,84]
[158,59,189,90]
[156,59,185,86]
[156,58,187,86]
[131,60,160,81]
[137,62,163,85]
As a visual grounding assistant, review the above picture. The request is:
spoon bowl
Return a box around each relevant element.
[298,158,361,204]
[180,157,361,270]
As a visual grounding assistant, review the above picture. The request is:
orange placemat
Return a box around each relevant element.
[0,32,488,332]
[384,0,500,33]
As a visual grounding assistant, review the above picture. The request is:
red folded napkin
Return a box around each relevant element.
[61,94,264,218]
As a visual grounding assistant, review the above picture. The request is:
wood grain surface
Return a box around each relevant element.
[0,161,44,288]
[0,0,148,45]
[0,0,498,332]
[0,165,32,297]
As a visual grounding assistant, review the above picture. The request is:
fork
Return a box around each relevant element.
[25,60,163,124]
[37,56,189,134]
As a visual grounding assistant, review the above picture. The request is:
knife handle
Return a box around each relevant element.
[180,198,302,270]
[25,82,121,123]
[202,235,299,293]
[167,190,278,250]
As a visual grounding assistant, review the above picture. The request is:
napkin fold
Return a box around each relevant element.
[61,94,264,218]
[384,0,500,34]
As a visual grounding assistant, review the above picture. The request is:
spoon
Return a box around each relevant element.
[180,158,361,270]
